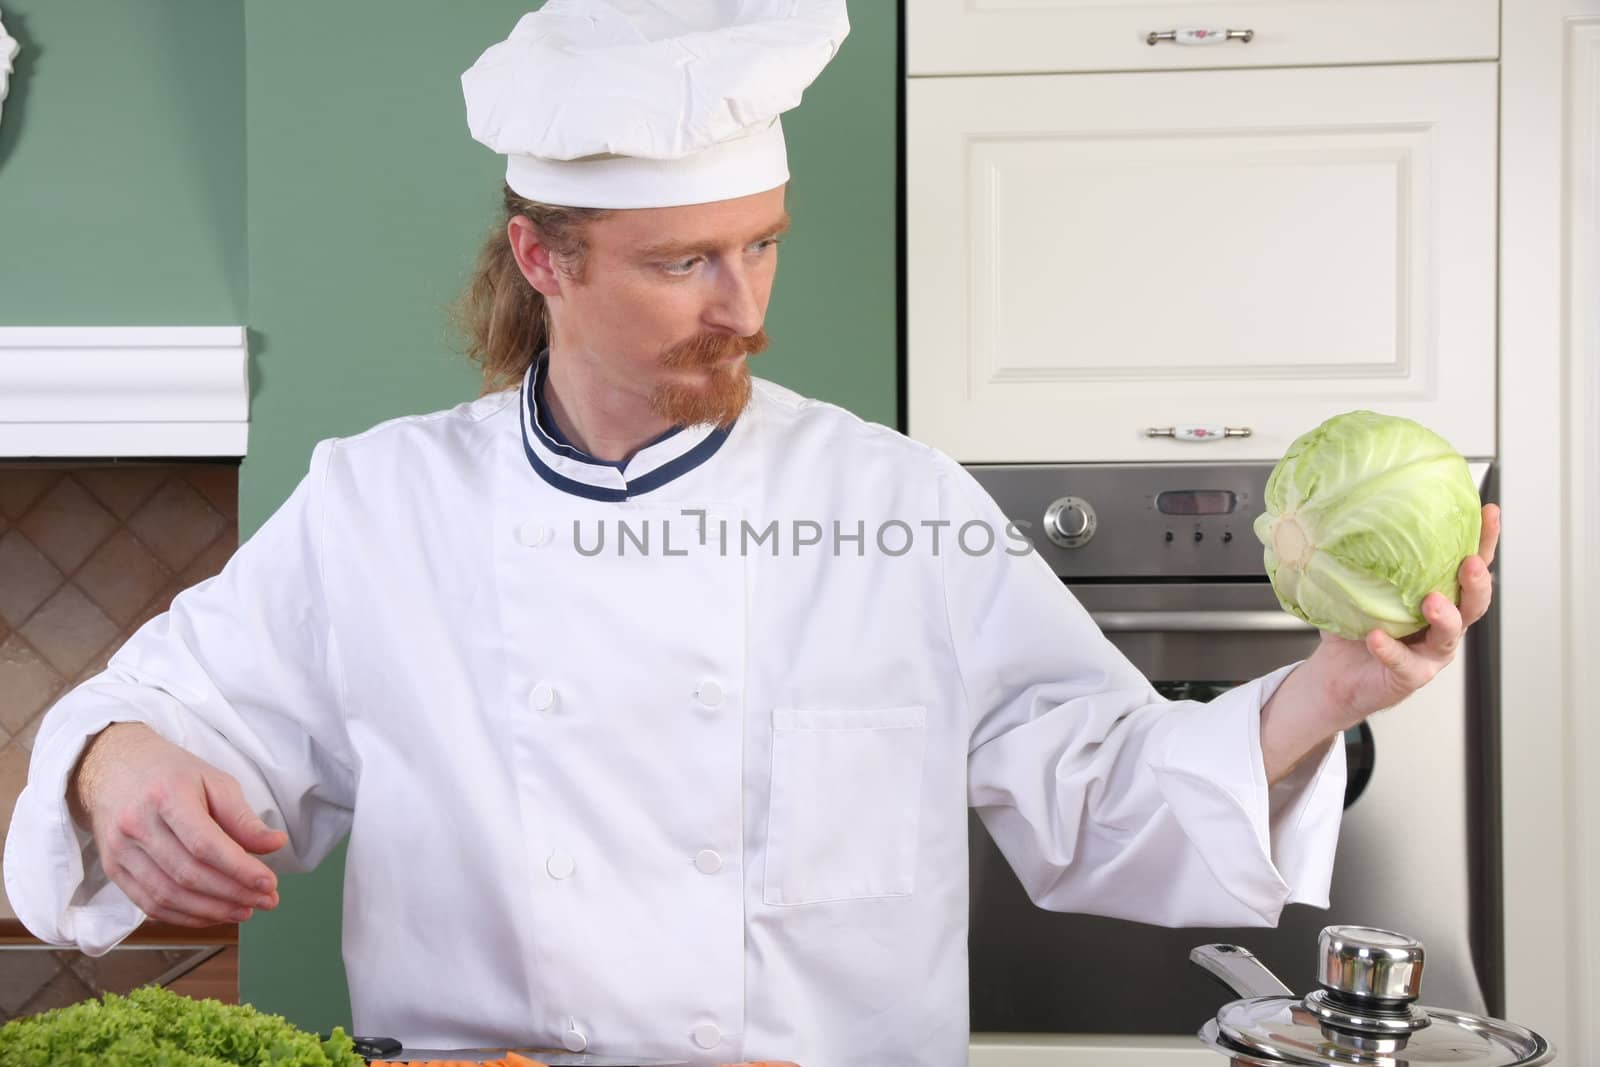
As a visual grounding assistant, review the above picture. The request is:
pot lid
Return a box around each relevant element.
[1193,927,1553,1067]
[1215,996,1552,1066]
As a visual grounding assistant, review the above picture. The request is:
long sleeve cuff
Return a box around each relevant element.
[1147,661,1346,925]
[3,707,151,955]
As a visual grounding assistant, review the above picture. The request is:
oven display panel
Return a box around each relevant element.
[1154,489,1238,516]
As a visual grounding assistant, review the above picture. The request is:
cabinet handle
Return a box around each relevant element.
[1146,425,1254,442]
[1146,28,1255,46]
[1092,610,1311,634]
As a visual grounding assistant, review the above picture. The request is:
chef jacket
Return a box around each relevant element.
[6,358,1345,1066]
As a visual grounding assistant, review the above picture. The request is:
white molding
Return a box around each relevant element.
[1499,0,1583,1059]
[0,326,250,457]
[1563,10,1600,1062]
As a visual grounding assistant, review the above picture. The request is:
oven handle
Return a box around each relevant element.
[1090,610,1316,633]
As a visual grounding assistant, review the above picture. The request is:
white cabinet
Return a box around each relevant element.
[906,61,1497,462]
[909,0,1499,75]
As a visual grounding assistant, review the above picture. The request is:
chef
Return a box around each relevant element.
[4,2,1500,1065]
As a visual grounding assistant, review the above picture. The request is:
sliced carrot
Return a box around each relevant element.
[505,1054,549,1067]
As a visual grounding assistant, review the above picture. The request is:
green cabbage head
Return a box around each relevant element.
[1253,410,1481,640]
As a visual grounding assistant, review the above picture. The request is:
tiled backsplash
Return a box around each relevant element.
[0,944,239,1023]
[0,463,239,922]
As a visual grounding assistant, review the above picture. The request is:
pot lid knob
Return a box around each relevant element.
[1318,925,1424,1003]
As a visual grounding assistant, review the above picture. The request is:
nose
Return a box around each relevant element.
[703,258,766,337]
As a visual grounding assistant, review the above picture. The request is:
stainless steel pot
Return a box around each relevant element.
[1190,925,1553,1066]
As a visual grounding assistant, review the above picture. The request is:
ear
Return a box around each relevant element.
[507,215,563,299]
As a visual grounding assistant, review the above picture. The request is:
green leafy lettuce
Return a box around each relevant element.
[0,984,365,1067]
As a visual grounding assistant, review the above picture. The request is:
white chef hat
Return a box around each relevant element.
[461,1,851,210]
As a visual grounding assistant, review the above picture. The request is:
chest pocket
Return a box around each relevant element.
[763,705,928,906]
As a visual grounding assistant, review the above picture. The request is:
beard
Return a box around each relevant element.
[650,328,768,429]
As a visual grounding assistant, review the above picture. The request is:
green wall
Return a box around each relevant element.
[1,0,898,1033]
[0,1,246,323]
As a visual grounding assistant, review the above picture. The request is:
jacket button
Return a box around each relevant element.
[694,849,723,875]
[547,853,575,880]
[562,1027,587,1052]
[695,679,724,708]
[516,520,553,548]
[691,1023,721,1050]
[529,683,557,712]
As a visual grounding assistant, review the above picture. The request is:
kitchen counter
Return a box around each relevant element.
[970,1034,1219,1065]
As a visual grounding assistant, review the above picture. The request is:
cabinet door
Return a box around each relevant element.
[908,0,1499,76]
[906,63,1497,462]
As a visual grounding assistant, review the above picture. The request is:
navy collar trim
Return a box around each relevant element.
[529,355,683,470]
[518,353,734,502]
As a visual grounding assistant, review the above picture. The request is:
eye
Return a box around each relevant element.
[751,237,783,254]
[662,256,703,276]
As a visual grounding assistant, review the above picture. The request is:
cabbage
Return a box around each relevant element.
[1252,410,1481,640]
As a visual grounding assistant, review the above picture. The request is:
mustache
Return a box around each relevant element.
[659,328,769,369]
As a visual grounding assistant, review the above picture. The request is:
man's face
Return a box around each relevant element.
[545,185,788,428]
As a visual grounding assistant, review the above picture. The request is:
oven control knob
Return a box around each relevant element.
[1044,496,1097,549]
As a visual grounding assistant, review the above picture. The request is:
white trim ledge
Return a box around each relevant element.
[0,327,249,458]
[970,1035,1216,1065]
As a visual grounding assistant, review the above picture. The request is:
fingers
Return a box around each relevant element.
[1448,504,1500,628]
[140,814,279,912]
[1416,593,1464,659]
[161,778,282,895]
[1457,553,1493,627]
[1478,503,1500,567]
[1368,592,1464,697]
[111,844,258,927]
[203,774,289,860]
[1366,628,1435,694]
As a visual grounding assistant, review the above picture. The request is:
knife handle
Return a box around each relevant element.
[348,1035,403,1058]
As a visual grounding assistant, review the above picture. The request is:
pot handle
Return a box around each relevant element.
[1190,944,1295,999]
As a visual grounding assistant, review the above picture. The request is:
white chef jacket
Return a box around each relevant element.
[6,359,1345,1066]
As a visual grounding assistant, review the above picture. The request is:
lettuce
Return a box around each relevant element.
[1253,410,1482,640]
[0,985,365,1067]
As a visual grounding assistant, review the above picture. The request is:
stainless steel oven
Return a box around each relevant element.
[964,460,1500,1037]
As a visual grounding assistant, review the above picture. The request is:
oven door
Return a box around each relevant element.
[967,579,1491,1035]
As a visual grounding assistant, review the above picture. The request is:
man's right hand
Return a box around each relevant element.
[68,723,288,927]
